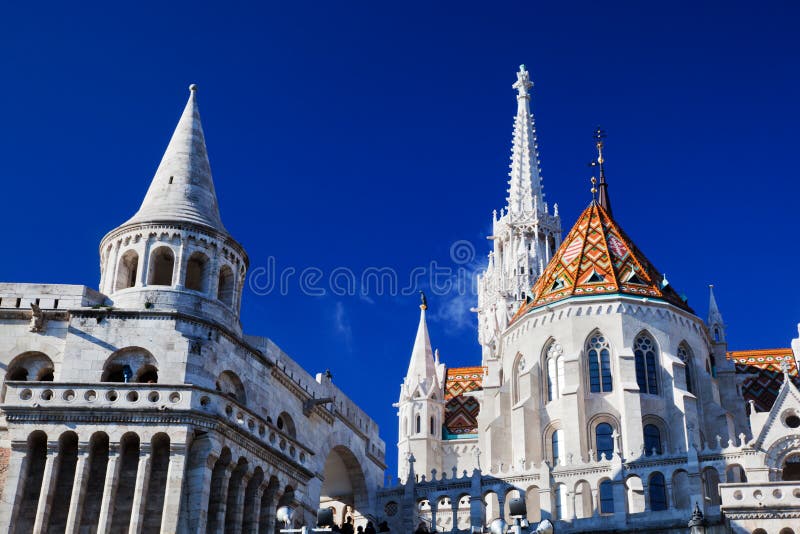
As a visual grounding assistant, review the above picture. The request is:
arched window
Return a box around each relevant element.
[102,348,158,383]
[677,343,694,394]
[782,453,800,481]
[217,265,235,306]
[217,370,246,404]
[595,423,614,460]
[648,472,668,511]
[512,353,525,404]
[633,333,659,395]
[713,327,720,342]
[545,341,564,402]
[430,416,435,436]
[551,429,564,466]
[6,352,54,382]
[115,250,139,291]
[415,415,421,434]
[599,480,614,514]
[553,485,566,520]
[587,333,612,393]
[276,412,296,438]
[643,424,662,455]
[148,246,175,286]
[185,252,209,292]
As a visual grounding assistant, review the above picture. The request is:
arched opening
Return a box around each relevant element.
[207,448,233,533]
[185,251,209,292]
[483,491,500,523]
[544,340,564,403]
[502,488,520,523]
[46,431,79,532]
[6,352,54,382]
[276,412,296,438]
[550,428,564,466]
[525,485,541,523]
[595,422,615,460]
[574,480,592,518]
[142,433,171,532]
[101,347,158,383]
[115,249,139,291]
[512,352,525,404]
[625,475,645,514]
[148,246,175,286]
[702,467,721,505]
[216,370,246,404]
[633,332,659,395]
[79,432,110,531]
[643,423,662,455]
[455,494,472,530]
[672,470,691,509]
[217,264,235,306]
[678,343,694,394]
[242,467,264,533]
[224,457,249,532]
[586,331,612,393]
[648,472,668,511]
[415,415,421,435]
[320,445,369,530]
[599,479,614,514]
[782,453,800,481]
[552,484,567,520]
[109,433,140,532]
[726,464,747,483]
[13,431,48,534]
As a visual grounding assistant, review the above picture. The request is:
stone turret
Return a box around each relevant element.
[395,295,445,482]
[98,85,248,333]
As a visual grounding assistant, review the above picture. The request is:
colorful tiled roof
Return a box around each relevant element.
[516,202,692,319]
[729,348,800,411]
[444,367,484,437]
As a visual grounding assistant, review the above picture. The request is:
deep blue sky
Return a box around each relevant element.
[2,2,798,475]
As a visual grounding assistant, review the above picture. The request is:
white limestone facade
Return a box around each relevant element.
[0,86,385,533]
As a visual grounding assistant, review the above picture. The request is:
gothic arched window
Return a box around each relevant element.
[677,343,694,394]
[545,341,564,402]
[643,424,662,455]
[633,333,659,395]
[595,422,614,459]
[649,472,668,511]
[587,333,612,393]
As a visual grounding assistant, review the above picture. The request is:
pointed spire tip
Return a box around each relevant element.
[189,83,198,92]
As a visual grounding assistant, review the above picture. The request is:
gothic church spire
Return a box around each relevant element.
[507,65,545,215]
[124,84,227,233]
[405,293,436,388]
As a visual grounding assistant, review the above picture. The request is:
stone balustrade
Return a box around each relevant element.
[720,481,800,510]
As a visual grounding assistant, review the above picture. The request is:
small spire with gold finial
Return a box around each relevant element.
[589,127,612,215]
[419,290,428,310]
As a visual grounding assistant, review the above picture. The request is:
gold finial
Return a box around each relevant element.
[419,291,428,310]
[590,176,597,201]
[593,127,607,173]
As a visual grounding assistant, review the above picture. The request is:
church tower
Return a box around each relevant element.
[97,85,248,333]
[396,294,445,482]
[476,65,562,361]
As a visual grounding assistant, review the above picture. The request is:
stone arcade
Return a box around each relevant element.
[377,66,800,533]
[0,85,385,533]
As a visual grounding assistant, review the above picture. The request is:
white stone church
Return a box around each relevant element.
[0,85,386,533]
[376,66,800,533]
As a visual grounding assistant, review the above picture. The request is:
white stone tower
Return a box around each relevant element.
[98,85,248,333]
[396,294,445,482]
[475,65,562,361]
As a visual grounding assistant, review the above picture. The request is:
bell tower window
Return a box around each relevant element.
[148,247,175,286]
[185,252,209,292]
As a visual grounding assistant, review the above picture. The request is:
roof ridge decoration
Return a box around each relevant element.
[123,84,228,233]
[514,202,692,317]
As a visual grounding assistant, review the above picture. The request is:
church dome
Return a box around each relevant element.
[517,201,692,316]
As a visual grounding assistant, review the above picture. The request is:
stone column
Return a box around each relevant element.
[229,471,251,533]
[496,493,505,523]
[211,464,234,534]
[0,444,31,533]
[31,443,60,534]
[64,445,91,534]
[591,487,600,518]
[138,236,153,287]
[259,482,278,534]
[128,444,153,534]
[96,445,123,533]
[450,495,459,532]
[159,443,187,534]
[186,452,218,533]
[430,498,438,532]
[173,238,186,289]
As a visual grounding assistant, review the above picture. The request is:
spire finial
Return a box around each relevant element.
[590,176,598,201]
[589,127,612,214]
[189,83,198,92]
[513,64,533,99]
[419,291,428,310]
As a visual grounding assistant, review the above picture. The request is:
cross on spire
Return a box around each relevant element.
[589,127,612,214]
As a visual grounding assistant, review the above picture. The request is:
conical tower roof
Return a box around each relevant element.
[123,84,227,233]
[518,202,692,315]
[406,303,436,386]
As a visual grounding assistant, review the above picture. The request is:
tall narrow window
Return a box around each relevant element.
[551,429,563,466]
[643,424,662,455]
[595,422,614,459]
[649,472,668,511]
[599,480,615,514]
[415,415,421,434]
[677,344,694,394]
[587,334,612,393]
[554,485,566,519]
[545,341,563,402]
[430,416,435,436]
[634,333,659,394]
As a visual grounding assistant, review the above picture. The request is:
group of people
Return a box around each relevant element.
[328,517,390,533]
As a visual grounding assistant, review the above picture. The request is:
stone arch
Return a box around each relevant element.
[625,475,645,514]
[6,351,54,382]
[115,249,139,291]
[207,447,233,532]
[701,466,721,505]
[502,487,521,523]
[321,444,370,528]
[225,457,249,532]
[543,422,563,466]
[671,469,691,509]
[148,245,175,286]
[142,433,171,532]
[101,347,158,383]
[633,329,660,395]
[79,431,110,531]
[217,264,235,305]
[598,478,615,514]
[12,430,48,534]
[782,452,800,481]
[455,492,472,530]
[242,466,264,533]
[524,485,541,522]
[725,464,747,483]
[46,431,80,532]
[779,529,796,534]
[585,329,613,393]
[482,490,500,523]
[109,432,141,532]
[185,250,210,292]
[648,471,668,511]
[574,479,592,518]
[216,370,246,404]
[276,411,296,438]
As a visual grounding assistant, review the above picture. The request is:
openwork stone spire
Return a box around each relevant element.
[507,65,544,215]
[124,84,227,233]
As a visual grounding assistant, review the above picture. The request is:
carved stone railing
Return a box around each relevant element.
[720,481,800,511]
[2,381,313,467]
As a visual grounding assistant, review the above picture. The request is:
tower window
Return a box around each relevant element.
[587,333,612,393]
[678,343,694,394]
[595,422,614,459]
[115,250,139,291]
[634,333,659,395]
[648,473,668,511]
[217,265,235,306]
[599,480,614,514]
[185,252,210,292]
[415,415,421,434]
[643,424,662,455]
[551,429,563,466]
[148,246,175,286]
